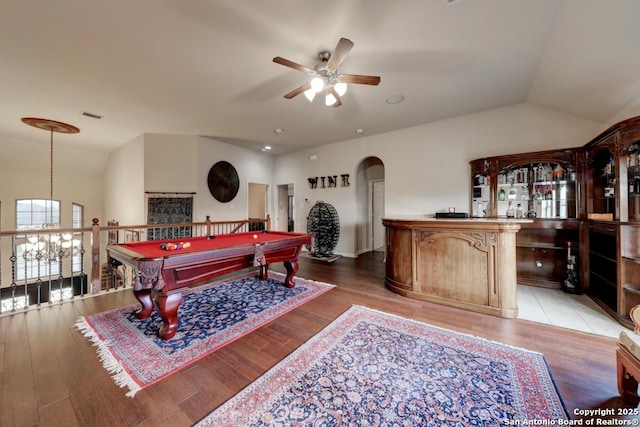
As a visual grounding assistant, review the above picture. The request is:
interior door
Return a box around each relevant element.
[372,180,385,251]
[248,182,268,223]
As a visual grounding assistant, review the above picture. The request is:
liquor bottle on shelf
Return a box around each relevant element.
[506,201,515,218]
[516,203,524,218]
[552,164,565,181]
[563,242,579,294]
[605,179,615,198]
[498,188,506,201]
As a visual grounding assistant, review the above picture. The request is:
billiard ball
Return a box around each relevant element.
[253,234,258,239]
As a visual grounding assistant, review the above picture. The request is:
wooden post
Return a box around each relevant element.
[90,218,101,294]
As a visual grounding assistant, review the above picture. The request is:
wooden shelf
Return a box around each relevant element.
[623,284,640,296]
[517,243,563,250]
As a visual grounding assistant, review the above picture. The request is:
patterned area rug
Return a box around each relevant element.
[75,271,334,397]
[197,305,568,426]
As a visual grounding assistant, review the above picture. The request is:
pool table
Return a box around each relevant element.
[107,230,312,339]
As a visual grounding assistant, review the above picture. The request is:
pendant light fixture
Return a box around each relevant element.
[20,117,81,262]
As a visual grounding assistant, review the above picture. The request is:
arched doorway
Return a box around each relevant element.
[355,156,385,255]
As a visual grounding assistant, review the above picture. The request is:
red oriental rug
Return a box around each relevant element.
[75,271,334,397]
[196,305,568,426]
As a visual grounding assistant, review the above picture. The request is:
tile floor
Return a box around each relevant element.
[517,285,631,338]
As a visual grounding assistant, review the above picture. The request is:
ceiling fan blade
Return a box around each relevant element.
[327,86,343,108]
[326,38,354,70]
[273,57,315,74]
[284,82,312,99]
[340,74,381,86]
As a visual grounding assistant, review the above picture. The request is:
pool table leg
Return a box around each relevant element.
[259,264,269,281]
[155,291,183,340]
[133,289,154,319]
[283,260,298,288]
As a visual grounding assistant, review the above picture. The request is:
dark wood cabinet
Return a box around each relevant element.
[587,222,619,313]
[471,116,640,326]
[517,220,579,288]
[470,149,580,289]
[581,116,640,327]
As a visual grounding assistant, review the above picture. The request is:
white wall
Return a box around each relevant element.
[195,136,274,222]
[0,135,106,231]
[103,134,275,226]
[0,103,606,273]
[274,103,604,257]
[144,134,198,194]
[103,134,145,226]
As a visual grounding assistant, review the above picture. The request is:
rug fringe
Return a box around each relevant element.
[75,316,142,398]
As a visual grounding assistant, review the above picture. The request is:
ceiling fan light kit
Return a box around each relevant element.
[303,89,316,102]
[325,93,337,106]
[273,38,380,108]
[310,76,325,93]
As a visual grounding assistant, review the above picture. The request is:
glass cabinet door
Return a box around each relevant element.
[472,173,490,217]
[496,168,528,217]
[588,147,616,219]
[496,163,576,219]
[628,142,640,221]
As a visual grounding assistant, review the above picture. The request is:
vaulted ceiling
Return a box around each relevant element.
[2,0,639,154]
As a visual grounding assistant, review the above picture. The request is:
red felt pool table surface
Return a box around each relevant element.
[116,231,308,259]
[106,230,312,340]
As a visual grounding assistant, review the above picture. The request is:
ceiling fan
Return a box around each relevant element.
[273,38,381,107]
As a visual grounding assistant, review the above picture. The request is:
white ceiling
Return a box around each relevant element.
[2,0,640,154]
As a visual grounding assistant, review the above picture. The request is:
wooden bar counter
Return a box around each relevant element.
[383,217,531,318]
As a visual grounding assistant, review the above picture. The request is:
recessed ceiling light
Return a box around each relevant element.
[355,129,364,135]
[274,128,284,134]
[264,145,272,150]
[386,95,405,105]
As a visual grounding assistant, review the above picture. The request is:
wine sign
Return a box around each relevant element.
[307,174,350,189]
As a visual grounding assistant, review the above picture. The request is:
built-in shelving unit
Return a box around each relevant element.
[471,116,640,327]
[470,149,579,289]
[580,117,640,327]
[588,222,618,312]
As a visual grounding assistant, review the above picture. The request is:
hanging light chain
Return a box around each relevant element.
[50,127,54,224]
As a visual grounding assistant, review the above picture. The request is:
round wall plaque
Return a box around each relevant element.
[207,161,239,203]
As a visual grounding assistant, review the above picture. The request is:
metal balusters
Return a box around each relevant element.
[0,217,270,315]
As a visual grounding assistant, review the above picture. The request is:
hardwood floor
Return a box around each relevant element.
[0,252,636,426]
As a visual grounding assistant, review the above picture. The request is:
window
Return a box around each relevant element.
[71,203,84,272]
[16,199,62,280]
[16,199,60,230]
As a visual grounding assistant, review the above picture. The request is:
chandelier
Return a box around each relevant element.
[20,117,81,262]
